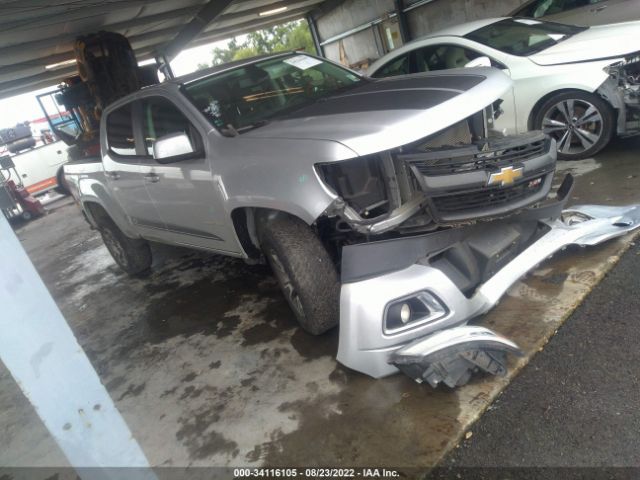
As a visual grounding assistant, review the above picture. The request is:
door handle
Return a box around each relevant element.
[144,173,160,183]
[591,4,607,12]
[106,171,120,180]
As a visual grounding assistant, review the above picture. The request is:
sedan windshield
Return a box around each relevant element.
[183,54,364,133]
[465,18,587,56]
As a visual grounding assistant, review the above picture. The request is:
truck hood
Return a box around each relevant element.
[243,67,512,157]
[530,21,640,66]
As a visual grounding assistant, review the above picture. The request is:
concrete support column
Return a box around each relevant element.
[0,214,155,479]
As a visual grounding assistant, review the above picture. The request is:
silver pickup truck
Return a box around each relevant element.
[68,52,634,386]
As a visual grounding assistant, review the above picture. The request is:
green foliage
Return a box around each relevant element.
[203,20,316,68]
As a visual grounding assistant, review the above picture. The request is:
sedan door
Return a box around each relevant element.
[136,94,241,255]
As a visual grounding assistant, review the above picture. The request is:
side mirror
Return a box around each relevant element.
[152,132,196,162]
[465,56,492,68]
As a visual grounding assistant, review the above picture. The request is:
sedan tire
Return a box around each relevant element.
[534,91,614,160]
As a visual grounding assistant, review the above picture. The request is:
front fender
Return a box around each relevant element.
[215,137,351,226]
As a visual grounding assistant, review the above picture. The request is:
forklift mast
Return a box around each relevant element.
[36,31,158,157]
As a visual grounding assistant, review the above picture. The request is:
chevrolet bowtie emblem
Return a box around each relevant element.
[488,166,524,187]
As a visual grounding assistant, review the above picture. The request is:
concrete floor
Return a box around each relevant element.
[1,137,639,472]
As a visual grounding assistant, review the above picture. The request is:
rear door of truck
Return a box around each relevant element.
[102,101,166,237]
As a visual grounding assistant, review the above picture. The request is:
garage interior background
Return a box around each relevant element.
[311,0,525,69]
[0,0,529,101]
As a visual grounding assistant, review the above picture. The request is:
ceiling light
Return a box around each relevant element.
[259,6,288,16]
[45,59,76,70]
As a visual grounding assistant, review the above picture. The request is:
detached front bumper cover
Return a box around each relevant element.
[337,202,640,385]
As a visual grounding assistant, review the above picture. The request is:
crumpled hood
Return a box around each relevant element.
[530,21,640,66]
[243,67,512,157]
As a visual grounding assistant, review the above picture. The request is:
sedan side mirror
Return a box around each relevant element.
[465,56,492,68]
[152,132,197,162]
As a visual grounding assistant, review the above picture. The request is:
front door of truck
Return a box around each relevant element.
[102,102,165,236]
[135,94,241,254]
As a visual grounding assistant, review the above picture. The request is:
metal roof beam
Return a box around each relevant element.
[0,0,164,30]
[213,0,321,23]
[160,0,235,60]
[0,5,199,61]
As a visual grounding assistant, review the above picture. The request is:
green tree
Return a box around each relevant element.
[204,20,315,67]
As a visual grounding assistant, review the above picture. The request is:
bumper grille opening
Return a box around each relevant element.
[412,138,547,176]
[432,177,545,214]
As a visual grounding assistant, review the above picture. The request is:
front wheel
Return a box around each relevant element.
[97,216,152,277]
[258,215,340,335]
[534,91,614,160]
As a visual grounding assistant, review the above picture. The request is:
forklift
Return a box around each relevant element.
[36,31,160,160]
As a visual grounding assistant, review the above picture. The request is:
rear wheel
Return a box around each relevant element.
[97,215,152,277]
[534,91,614,160]
[258,214,340,335]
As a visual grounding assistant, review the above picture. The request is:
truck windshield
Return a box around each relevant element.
[183,54,364,133]
[465,18,587,56]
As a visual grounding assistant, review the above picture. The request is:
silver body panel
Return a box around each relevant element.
[338,204,640,379]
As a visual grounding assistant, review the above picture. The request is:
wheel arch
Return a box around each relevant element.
[231,206,317,259]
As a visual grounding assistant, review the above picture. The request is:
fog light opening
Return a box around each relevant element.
[400,303,412,324]
[384,291,448,334]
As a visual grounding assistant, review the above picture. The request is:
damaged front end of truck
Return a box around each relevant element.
[310,89,640,388]
[336,186,640,387]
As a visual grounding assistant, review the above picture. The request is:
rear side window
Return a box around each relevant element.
[106,104,136,157]
[140,97,202,157]
[371,54,410,78]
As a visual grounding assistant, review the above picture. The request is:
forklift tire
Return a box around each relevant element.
[258,214,340,335]
[54,167,70,195]
[97,216,152,277]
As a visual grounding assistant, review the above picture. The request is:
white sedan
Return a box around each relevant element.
[368,17,640,159]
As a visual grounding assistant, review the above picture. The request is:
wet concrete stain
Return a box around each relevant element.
[118,382,146,401]
[241,299,297,346]
[289,328,337,361]
[258,370,463,468]
[175,394,240,460]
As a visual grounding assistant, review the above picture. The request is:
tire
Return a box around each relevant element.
[533,91,614,160]
[258,215,340,335]
[97,215,152,277]
[54,167,70,195]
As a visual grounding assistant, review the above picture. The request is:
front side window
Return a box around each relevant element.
[465,18,587,56]
[106,103,136,157]
[140,97,201,157]
[183,54,364,133]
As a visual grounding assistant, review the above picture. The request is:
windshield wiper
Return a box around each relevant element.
[221,120,270,137]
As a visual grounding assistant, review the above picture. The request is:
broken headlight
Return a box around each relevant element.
[316,155,390,219]
[604,52,640,84]
[384,291,448,335]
